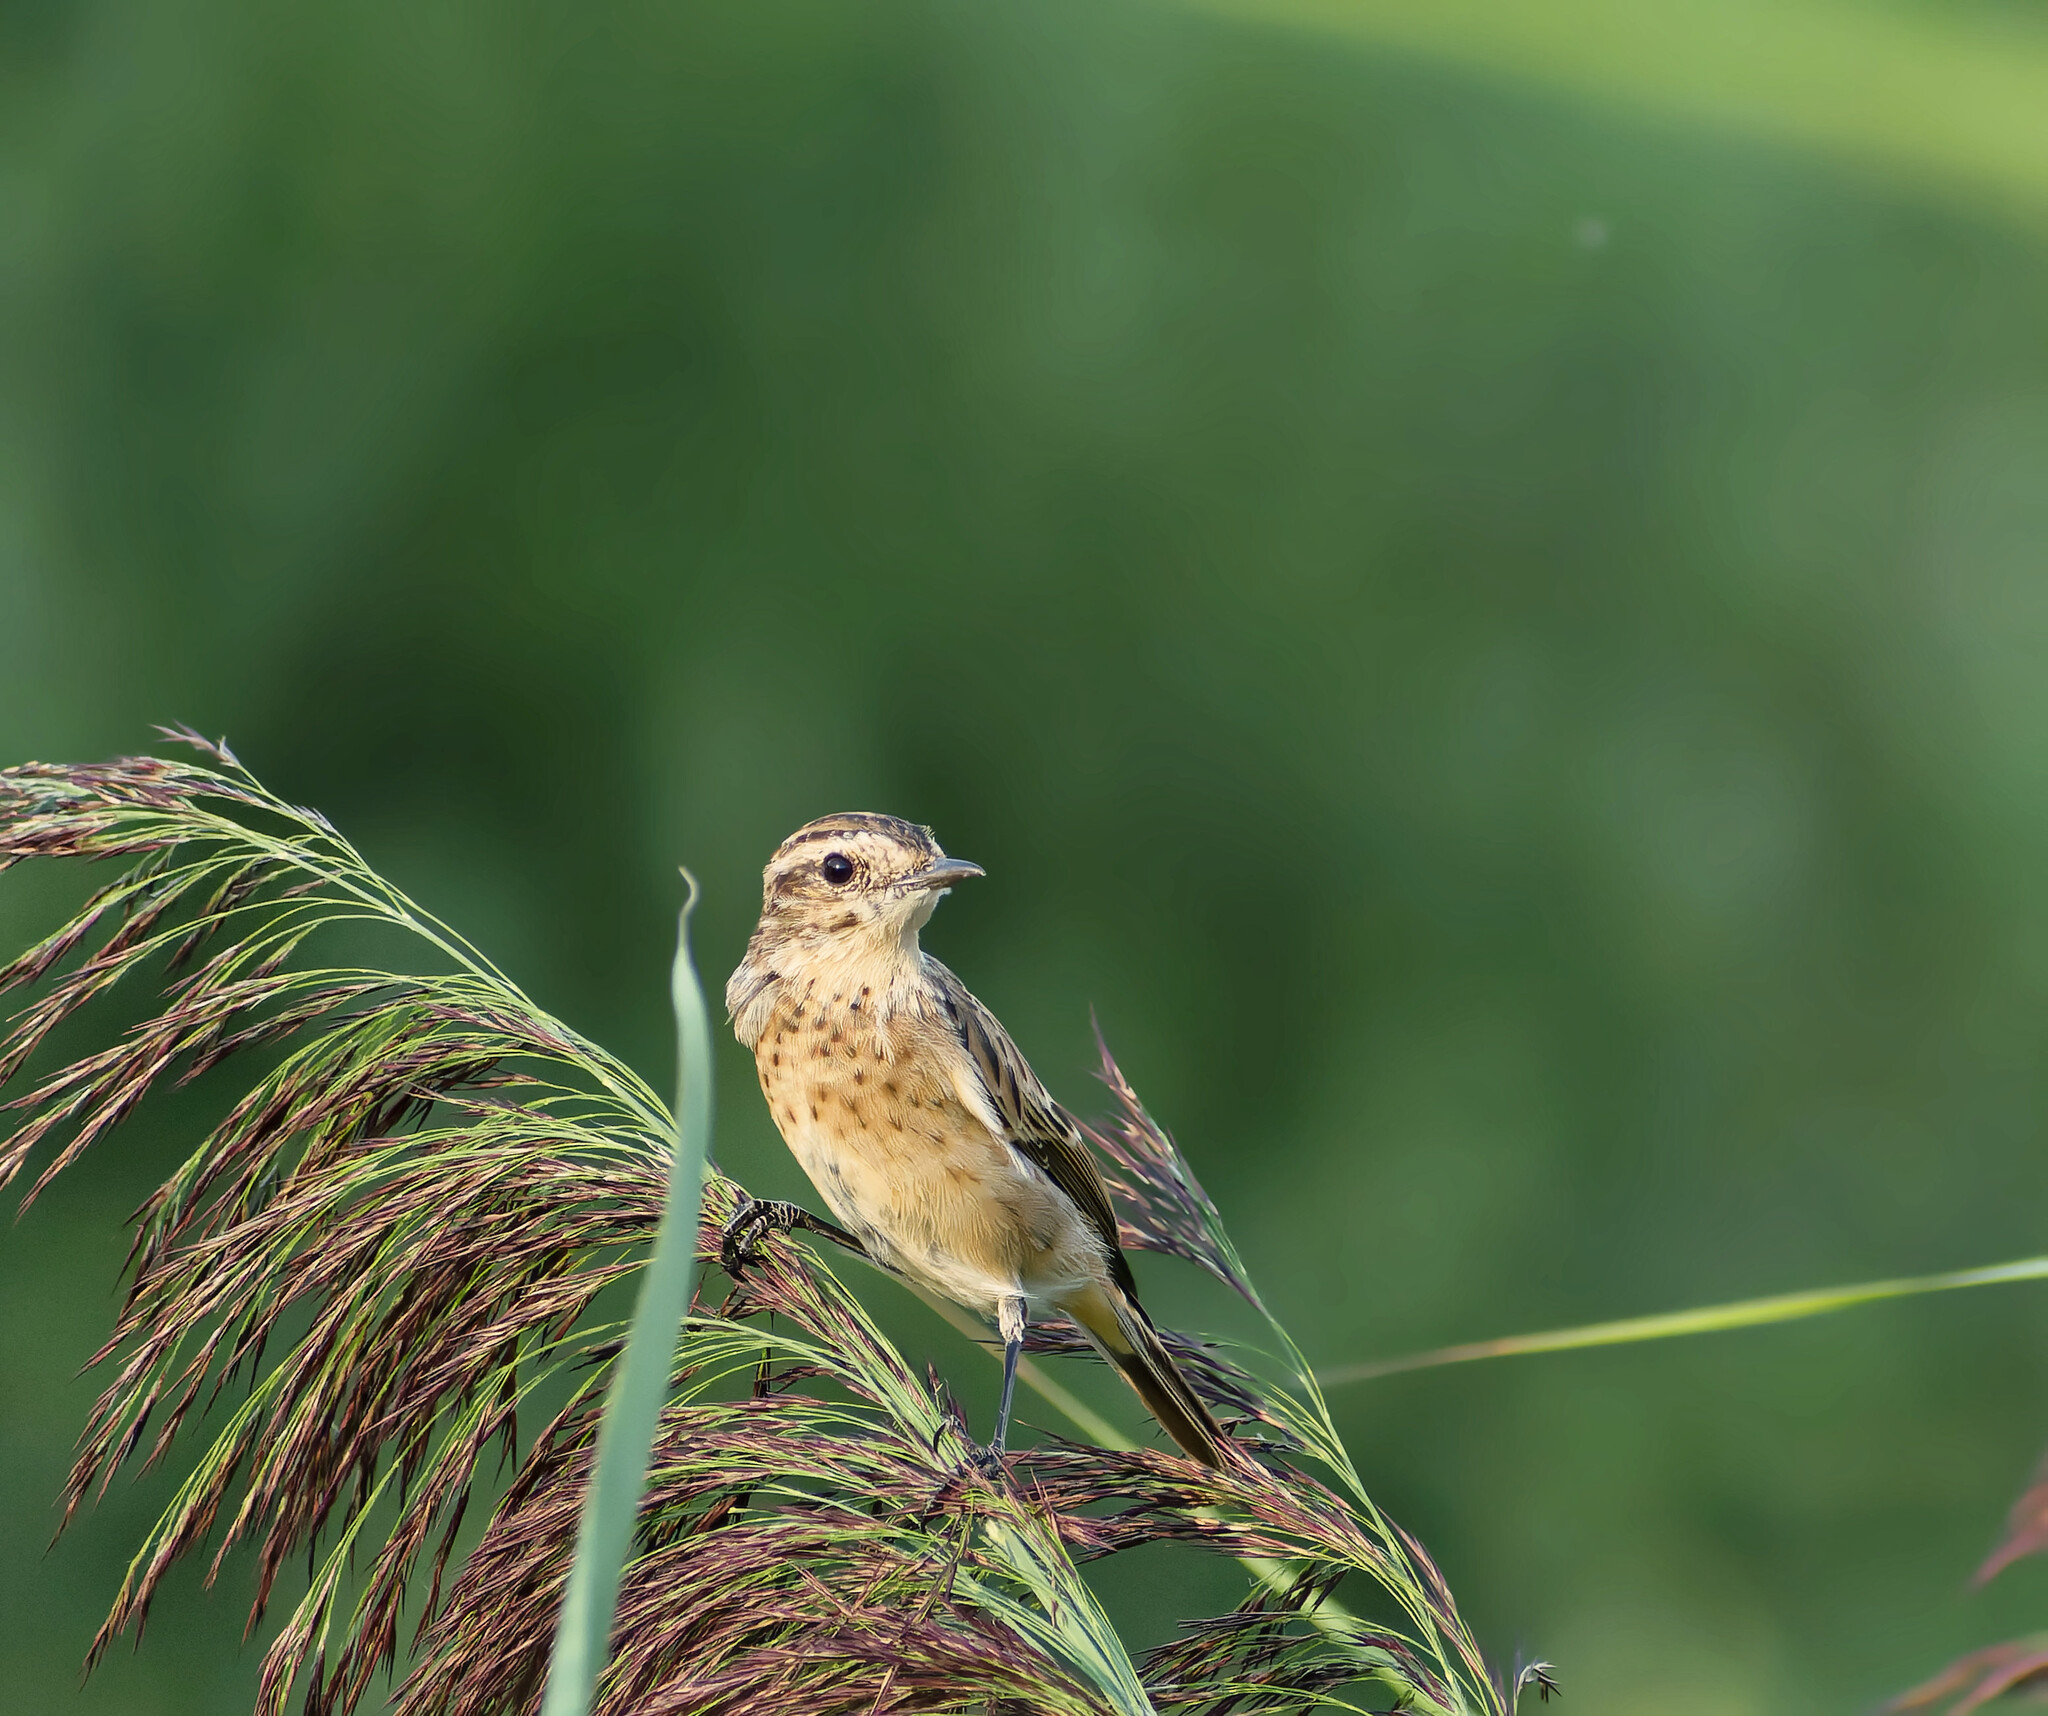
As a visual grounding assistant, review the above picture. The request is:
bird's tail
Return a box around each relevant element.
[1061,1280,1228,1468]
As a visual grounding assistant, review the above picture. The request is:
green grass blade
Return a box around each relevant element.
[539,876,714,1716]
[1325,1254,2048,1386]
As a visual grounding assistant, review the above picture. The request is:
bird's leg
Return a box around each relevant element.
[977,1293,1031,1475]
[719,1196,868,1277]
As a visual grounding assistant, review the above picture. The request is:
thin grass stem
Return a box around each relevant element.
[1326,1253,2048,1385]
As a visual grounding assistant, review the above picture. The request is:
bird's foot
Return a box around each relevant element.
[720,1197,868,1278]
[719,1197,793,1277]
[913,1448,1008,1528]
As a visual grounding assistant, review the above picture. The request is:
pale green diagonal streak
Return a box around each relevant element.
[1326,1254,2048,1385]
[1169,0,2048,226]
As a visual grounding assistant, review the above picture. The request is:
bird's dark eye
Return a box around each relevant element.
[820,853,855,886]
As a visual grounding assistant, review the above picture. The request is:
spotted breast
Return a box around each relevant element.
[753,974,1099,1320]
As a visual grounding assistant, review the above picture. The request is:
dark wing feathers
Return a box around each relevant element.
[923,958,1137,1297]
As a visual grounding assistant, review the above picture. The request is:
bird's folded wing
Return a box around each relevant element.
[922,956,1137,1297]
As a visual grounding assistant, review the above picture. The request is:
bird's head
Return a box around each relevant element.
[750,812,982,960]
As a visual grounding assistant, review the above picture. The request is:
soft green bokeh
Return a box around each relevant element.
[4,1,2048,1710]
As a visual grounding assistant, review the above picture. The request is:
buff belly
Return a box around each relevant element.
[754,1007,1102,1318]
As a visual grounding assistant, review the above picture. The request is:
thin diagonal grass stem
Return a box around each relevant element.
[1326,1254,2048,1385]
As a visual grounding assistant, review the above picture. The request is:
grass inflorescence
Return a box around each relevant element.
[0,732,1538,1716]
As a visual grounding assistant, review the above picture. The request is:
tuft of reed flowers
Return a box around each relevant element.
[0,732,1545,1716]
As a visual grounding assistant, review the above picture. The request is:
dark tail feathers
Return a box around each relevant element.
[1067,1281,1228,1468]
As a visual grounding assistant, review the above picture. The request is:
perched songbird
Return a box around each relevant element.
[723,812,1226,1468]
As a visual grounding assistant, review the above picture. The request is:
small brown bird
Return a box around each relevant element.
[723,812,1225,1468]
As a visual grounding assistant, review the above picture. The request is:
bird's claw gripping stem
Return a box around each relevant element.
[719,1196,867,1277]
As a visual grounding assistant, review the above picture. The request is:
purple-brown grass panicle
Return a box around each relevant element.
[400,1180,1126,1716]
[1974,1445,2048,1589]
[1886,1442,2048,1715]
[1081,1018,1265,1313]
[1,733,1535,1716]
[3,736,678,1713]
[1887,1640,2048,1715]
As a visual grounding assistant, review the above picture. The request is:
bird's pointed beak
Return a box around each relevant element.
[906,857,984,891]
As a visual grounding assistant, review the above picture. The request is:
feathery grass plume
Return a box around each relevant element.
[1,733,681,1714]
[1881,1452,2048,1713]
[1082,1016,1264,1314]
[1886,1640,2048,1715]
[401,1181,1153,1716]
[1,733,1533,1715]
[1974,1451,2048,1590]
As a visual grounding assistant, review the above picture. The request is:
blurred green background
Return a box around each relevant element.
[4,1,2048,1710]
